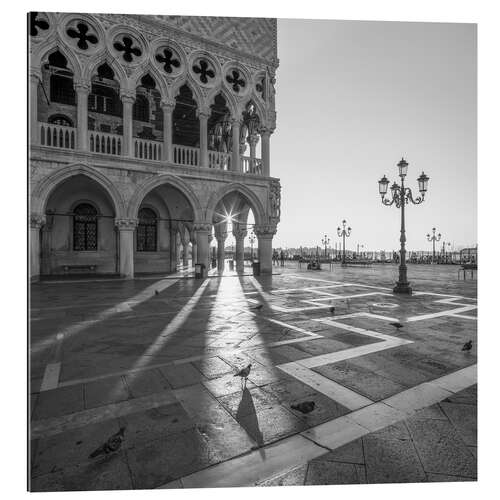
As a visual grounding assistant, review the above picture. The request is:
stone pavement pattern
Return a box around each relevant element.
[29,263,477,491]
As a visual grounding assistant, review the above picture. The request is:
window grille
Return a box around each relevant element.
[73,203,98,251]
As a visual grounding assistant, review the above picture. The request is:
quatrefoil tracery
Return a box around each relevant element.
[29,12,49,37]
[113,36,142,63]
[66,23,98,50]
[226,69,245,93]
[155,48,180,74]
[192,59,215,84]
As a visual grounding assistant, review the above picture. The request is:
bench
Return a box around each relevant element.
[63,264,97,274]
[458,264,477,280]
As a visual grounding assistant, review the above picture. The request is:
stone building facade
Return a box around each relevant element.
[29,12,281,280]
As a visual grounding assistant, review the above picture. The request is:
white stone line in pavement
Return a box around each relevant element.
[160,365,477,489]
[315,318,404,341]
[449,314,477,320]
[39,362,61,392]
[406,305,477,322]
[278,362,373,410]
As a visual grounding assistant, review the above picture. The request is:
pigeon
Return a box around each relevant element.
[155,290,159,296]
[291,401,316,414]
[389,322,404,329]
[89,427,126,458]
[252,304,263,311]
[462,340,473,352]
[234,364,252,388]
[329,306,336,314]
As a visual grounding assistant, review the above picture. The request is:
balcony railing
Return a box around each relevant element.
[39,123,76,150]
[134,138,162,161]
[89,131,122,156]
[173,145,199,167]
[242,156,263,175]
[208,151,231,170]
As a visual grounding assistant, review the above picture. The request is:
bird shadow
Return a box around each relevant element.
[235,388,265,459]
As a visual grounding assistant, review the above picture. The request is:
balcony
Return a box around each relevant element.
[36,122,264,175]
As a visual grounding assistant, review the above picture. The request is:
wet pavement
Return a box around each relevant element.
[29,262,477,491]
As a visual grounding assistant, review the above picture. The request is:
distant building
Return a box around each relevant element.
[29,13,281,279]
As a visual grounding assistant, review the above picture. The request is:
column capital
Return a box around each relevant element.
[115,218,138,231]
[254,224,277,238]
[120,90,136,103]
[30,213,46,229]
[29,70,42,84]
[161,98,176,111]
[247,133,260,147]
[233,228,247,240]
[230,117,242,126]
[193,222,212,233]
[259,126,273,137]
[196,107,211,120]
[74,80,91,93]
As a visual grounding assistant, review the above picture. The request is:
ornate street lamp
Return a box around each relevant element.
[321,234,330,259]
[426,228,441,263]
[441,240,451,263]
[378,158,429,294]
[249,231,256,262]
[337,220,352,266]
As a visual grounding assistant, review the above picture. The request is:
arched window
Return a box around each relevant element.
[73,203,98,251]
[133,94,150,122]
[48,114,73,127]
[137,207,157,252]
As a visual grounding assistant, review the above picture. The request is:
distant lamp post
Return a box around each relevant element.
[321,234,330,259]
[337,220,352,266]
[249,231,256,262]
[426,227,441,263]
[378,158,429,294]
[442,241,451,263]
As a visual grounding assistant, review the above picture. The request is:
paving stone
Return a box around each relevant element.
[159,363,205,388]
[257,464,308,486]
[426,473,475,482]
[443,384,477,405]
[293,338,351,356]
[194,356,234,379]
[413,403,447,420]
[439,401,477,446]
[32,384,85,420]
[203,372,256,397]
[269,344,310,361]
[363,434,427,484]
[124,369,171,398]
[368,421,410,441]
[305,461,367,485]
[84,376,130,409]
[316,438,364,464]
[406,416,476,478]
[218,387,279,418]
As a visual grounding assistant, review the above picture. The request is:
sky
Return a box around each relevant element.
[271,19,476,253]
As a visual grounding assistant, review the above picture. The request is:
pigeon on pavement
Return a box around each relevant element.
[155,290,159,296]
[89,427,126,458]
[291,401,316,414]
[329,306,335,314]
[252,304,263,311]
[234,364,252,388]
[389,322,404,329]
[462,340,473,352]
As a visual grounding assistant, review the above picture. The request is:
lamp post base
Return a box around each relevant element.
[393,282,412,294]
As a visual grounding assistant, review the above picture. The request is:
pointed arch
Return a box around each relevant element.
[31,163,126,218]
[206,86,238,119]
[206,183,266,227]
[32,38,83,80]
[239,95,268,127]
[171,75,204,109]
[129,63,169,101]
[83,50,128,89]
[128,174,203,221]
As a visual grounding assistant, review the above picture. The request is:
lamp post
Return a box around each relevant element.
[426,228,441,263]
[378,158,430,294]
[321,234,330,259]
[441,241,451,263]
[249,231,255,262]
[337,220,351,266]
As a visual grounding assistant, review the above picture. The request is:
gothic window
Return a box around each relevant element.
[48,52,75,105]
[256,77,266,100]
[66,22,98,50]
[48,114,73,127]
[133,95,149,122]
[137,208,157,252]
[73,203,98,251]
[89,64,122,117]
[113,36,142,63]
[226,69,246,93]
[192,59,215,84]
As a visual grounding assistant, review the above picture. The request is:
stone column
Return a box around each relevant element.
[255,224,277,275]
[231,118,241,172]
[29,73,40,145]
[115,218,137,279]
[198,109,210,168]
[216,234,226,272]
[75,81,90,151]
[161,99,175,162]
[233,227,247,273]
[248,134,259,174]
[260,127,272,177]
[190,234,197,267]
[194,223,212,277]
[30,214,45,281]
[121,91,135,157]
